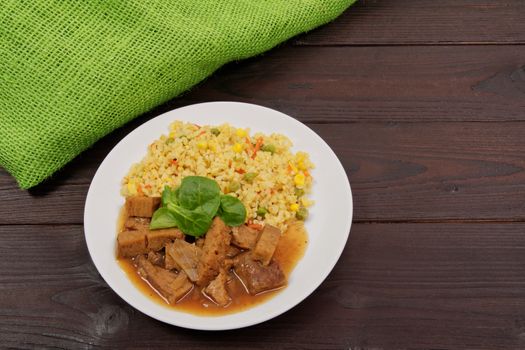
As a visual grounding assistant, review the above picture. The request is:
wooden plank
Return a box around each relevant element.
[296,0,525,46]
[0,223,524,349]
[1,122,525,224]
[175,45,525,122]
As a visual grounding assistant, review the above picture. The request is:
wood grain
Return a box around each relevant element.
[295,0,525,46]
[2,122,524,224]
[173,45,525,122]
[1,223,524,349]
[1,2,525,348]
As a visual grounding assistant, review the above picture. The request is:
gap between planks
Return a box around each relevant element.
[293,42,525,48]
[3,219,525,227]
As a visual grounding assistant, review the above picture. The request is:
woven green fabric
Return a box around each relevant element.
[0,0,355,189]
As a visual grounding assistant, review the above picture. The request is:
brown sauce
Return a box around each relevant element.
[117,209,308,316]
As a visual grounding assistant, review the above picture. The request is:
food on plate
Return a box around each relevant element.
[117,121,314,314]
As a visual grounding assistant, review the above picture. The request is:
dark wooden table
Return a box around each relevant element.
[2,1,525,349]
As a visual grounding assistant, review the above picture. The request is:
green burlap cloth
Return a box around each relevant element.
[0,1,355,189]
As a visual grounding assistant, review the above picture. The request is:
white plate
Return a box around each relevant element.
[84,102,352,330]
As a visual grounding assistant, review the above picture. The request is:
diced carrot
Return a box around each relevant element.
[144,184,152,190]
[195,130,206,138]
[228,159,232,168]
[287,164,292,173]
[248,223,264,231]
[244,137,253,154]
[251,137,263,159]
[304,170,310,177]
[171,159,178,165]
[235,168,246,174]
[136,184,143,195]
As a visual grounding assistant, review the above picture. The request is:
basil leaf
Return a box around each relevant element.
[167,203,212,237]
[161,186,178,207]
[149,207,178,230]
[218,195,246,226]
[177,176,221,217]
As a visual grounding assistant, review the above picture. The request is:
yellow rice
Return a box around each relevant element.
[121,121,314,231]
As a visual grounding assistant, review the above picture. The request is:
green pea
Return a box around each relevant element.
[243,172,258,183]
[296,207,309,221]
[256,207,268,217]
[294,188,305,197]
[261,144,276,154]
[229,181,240,192]
[211,128,220,136]
[165,137,175,144]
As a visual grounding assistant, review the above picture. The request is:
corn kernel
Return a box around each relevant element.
[236,128,247,137]
[290,203,299,212]
[208,141,217,152]
[294,172,305,187]
[233,143,243,153]
[127,180,137,195]
[197,141,207,150]
[297,160,307,170]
